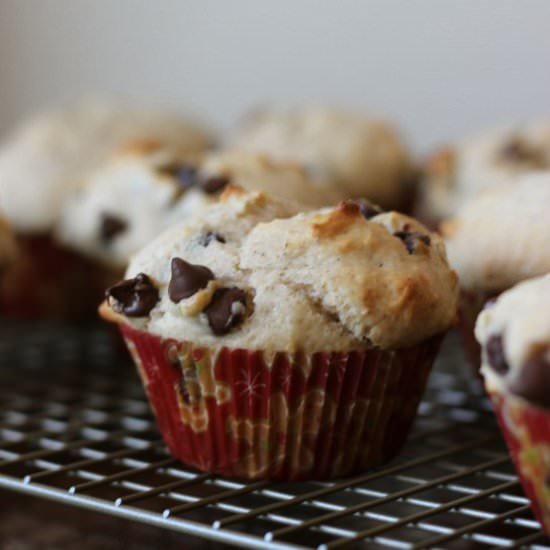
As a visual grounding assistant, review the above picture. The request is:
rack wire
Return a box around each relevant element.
[0,320,549,549]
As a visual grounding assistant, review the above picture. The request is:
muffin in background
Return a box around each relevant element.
[476,274,550,532]
[101,187,458,480]
[442,173,550,367]
[419,121,550,224]
[56,146,336,273]
[231,106,414,211]
[0,99,213,319]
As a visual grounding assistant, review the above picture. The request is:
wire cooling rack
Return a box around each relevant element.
[0,321,549,549]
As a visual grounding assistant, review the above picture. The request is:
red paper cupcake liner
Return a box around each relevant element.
[487,386,550,533]
[0,233,120,320]
[120,323,443,481]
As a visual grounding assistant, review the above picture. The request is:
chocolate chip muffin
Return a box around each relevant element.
[442,172,550,367]
[101,188,458,480]
[0,99,213,318]
[475,274,550,532]
[419,121,550,223]
[56,147,337,272]
[231,106,414,211]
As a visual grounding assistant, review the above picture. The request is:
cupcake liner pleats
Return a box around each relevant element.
[488,387,550,533]
[121,323,442,481]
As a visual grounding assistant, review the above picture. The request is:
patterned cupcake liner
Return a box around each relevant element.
[120,323,443,481]
[487,386,550,533]
[0,233,120,320]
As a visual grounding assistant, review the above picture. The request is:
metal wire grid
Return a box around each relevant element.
[0,323,549,549]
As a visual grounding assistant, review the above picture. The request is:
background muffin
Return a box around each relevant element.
[0,98,213,234]
[231,106,413,211]
[102,189,458,480]
[442,172,550,366]
[56,147,334,273]
[476,274,550,532]
[419,121,550,223]
[0,99,213,318]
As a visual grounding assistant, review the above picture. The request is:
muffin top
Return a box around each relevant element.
[442,173,550,292]
[476,274,550,408]
[420,121,550,220]
[56,146,334,269]
[0,99,213,233]
[231,106,412,209]
[103,189,458,353]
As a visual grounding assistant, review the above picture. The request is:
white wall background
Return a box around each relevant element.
[1,0,550,152]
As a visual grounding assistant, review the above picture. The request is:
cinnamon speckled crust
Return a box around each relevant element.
[442,173,550,293]
[419,121,550,221]
[102,190,458,352]
[476,274,550,400]
[0,99,213,233]
[57,148,332,269]
[230,106,412,210]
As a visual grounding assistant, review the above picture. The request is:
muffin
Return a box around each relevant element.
[419,121,550,224]
[442,172,550,366]
[231,106,414,211]
[101,187,458,480]
[56,147,338,273]
[0,99,213,318]
[476,274,550,532]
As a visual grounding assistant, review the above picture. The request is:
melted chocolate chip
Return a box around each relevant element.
[168,257,214,303]
[158,163,198,191]
[204,287,248,335]
[201,175,230,194]
[355,198,383,220]
[99,213,127,244]
[509,345,550,408]
[486,334,509,375]
[198,231,226,247]
[106,273,159,317]
[393,231,431,254]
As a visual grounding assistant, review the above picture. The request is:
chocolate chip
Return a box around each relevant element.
[198,232,226,247]
[355,198,383,220]
[204,287,248,335]
[168,257,214,303]
[106,273,159,317]
[393,231,431,254]
[201,175,230,194]
[99,213,127,244]
[158,163,198,191]
[509,345,550,408]
[499,138,546,167]
[486,334,509,375]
